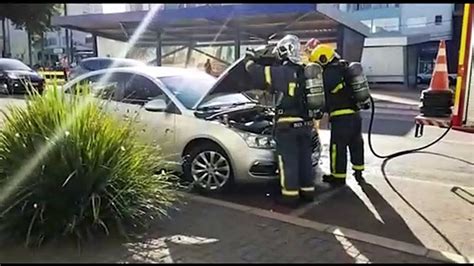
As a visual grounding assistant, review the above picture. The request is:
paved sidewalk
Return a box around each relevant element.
[0,199,442,263]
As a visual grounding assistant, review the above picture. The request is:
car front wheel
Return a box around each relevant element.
[183,142,234,193]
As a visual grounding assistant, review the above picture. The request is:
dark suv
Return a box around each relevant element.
[68,57,146,80]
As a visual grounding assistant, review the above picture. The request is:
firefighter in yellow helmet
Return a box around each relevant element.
[309,44,371,186]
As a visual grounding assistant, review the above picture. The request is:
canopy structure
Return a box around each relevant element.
[52,4,370,65]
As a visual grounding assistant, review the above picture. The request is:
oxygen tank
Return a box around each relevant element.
[304,63,325,117]
[347,62,371,109]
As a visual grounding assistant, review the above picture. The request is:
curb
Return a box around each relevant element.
[185,193,473,264]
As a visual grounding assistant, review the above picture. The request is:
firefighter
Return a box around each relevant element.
[304,38,321,62]
[303,38,326,177]
[309,44,371,186]
[244,35,325,206]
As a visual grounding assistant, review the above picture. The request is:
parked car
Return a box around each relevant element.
[68,57,146,80]
[0,59,45,94]
[417,71,457,86]
[64,58,320,192]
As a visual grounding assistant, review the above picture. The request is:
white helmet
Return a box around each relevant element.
[273,34,302,64]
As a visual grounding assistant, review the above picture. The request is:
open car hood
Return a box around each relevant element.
[195,45,278,109]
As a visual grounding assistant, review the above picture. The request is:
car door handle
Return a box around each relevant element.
[165,128,172,134]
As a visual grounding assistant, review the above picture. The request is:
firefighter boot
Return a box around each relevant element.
[322,174,346,187]
[354,170,366,185]
[300,190,315,202]
[275,195,300,208]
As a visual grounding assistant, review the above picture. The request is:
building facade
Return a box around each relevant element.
[335,3,462,86]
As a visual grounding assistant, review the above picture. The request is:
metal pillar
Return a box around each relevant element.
[1,18,6,58]
[69,31,74,62]
[234,28,241,61]
[64,3,70,64]
[185,42,194,67]
[92,34,98,57]
[156,31,162,66]
[403,46,409,87]
[27,31,32,66]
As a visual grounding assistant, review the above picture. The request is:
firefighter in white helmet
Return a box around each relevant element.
[244,35,325,207]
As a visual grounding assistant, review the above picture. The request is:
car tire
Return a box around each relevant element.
[183,142,234,194]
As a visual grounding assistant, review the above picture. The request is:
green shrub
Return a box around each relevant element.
[0,86,180,247]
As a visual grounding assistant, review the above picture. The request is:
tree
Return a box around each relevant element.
[0,4,61,35]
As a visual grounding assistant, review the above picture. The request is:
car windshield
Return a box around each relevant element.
[0,59,32,71]
[159,73,252,110]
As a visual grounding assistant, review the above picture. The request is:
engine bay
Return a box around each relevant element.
[198,105,275,135]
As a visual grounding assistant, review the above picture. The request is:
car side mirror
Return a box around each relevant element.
[144,99,167,112]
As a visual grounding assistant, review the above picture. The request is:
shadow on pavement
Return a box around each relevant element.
[416,151,474,166]
[301,183,423,245]
[134,201,440,263]
[380,158,463,259]
[197,180,334,215]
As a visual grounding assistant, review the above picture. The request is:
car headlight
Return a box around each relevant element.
[237,131,276,149]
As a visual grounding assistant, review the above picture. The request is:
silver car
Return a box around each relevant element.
[64,58,321,192]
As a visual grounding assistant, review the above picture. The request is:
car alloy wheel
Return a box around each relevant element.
[191,150,231,191]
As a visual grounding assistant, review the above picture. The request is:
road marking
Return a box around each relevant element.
[184,192,473,263]
[289,186,345,217]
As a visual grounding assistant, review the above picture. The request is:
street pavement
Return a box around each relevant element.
[0,200,442,263]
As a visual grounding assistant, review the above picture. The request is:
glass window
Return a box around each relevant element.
[406,17,427,28]
[47,37,57,46]
[121,73,164,105]
[435,15,443,25]
[66,74,102,95]
[67,72,163,105]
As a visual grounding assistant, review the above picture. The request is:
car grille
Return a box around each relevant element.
[250,162,278,176]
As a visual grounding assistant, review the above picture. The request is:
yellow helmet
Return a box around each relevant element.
[309,44,338,65]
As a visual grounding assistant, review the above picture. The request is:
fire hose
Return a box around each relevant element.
[367,95,452,160]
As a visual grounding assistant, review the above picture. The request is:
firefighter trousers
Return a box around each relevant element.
[329,112,364,180]
[275,125,315,198]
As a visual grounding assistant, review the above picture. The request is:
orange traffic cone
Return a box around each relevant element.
[420,40,453,117]
[428,40,450,92]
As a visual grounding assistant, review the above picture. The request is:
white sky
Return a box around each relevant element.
[102,4,127,14]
